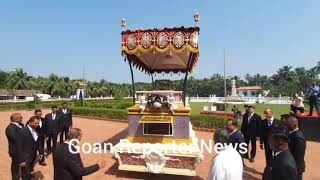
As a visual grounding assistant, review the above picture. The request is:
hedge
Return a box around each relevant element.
[70,107,228,129]
[0,102,67,111]
[70,107,128,120]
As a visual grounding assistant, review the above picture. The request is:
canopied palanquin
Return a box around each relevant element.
[113,15,203,176]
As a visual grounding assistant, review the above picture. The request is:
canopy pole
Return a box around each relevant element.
[151,73,155,90]
[183,53,194,106]
[128,58,135,105]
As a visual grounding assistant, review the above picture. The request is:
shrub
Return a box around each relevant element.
[116,101,132,109]
[70,107,128,120]
[190,114,228,129]
[71,107,228,129]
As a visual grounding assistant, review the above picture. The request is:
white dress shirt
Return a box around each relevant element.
[289,128,299,134]
[267,117,274,126]
[27,125,38,141]
[52,113,56,120]
[39,119,42,128]
[208,146,243,180]
[248,112,254,123]
[62,108,67,114]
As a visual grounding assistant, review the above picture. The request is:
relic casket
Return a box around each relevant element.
[112,17,203,176]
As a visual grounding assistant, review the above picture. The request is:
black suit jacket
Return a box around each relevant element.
[266,150,298,180]
[53,143,99,180]
[5,123,24,158]
[58,108,73,128]
[17,126,43,163]
[289,129,306,174]
[260,118,282,145]
[45,113,61,135]
[35,117,47,139]
[241,113,262,138]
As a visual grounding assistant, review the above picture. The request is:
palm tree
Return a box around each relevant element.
[42,74,64,97]
[7,68,30,89]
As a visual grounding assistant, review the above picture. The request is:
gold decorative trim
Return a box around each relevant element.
[127,136,193,144]
[128,111,190,116]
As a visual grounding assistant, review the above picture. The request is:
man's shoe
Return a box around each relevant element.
[39,162,47,166]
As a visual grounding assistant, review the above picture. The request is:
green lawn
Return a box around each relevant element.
[190,102,310,119]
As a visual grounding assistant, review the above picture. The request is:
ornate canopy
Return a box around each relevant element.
[121,27,200,74]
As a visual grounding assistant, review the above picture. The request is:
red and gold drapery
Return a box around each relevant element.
[121,27,200,74]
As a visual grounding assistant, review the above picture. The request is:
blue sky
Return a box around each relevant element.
[0,0,319,83]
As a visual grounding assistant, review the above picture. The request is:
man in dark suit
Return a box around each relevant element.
[45,105,61,155]
[260,109,282,170]
[58,102,73,143]
[53,128,106,180]
[286,116,306,180]
[241,105,261,162]
[265,127,298,180]
[5,113,24,180]
[34,109,47,166]
[18,116,43,180]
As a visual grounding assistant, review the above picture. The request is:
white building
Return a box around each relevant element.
[0,89,42,101]
[237,86,262,97]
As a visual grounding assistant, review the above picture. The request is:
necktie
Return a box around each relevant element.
[248,114,253,123]
[268,121,272,127]
[32,129,38,141]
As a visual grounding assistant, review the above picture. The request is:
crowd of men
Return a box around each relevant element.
[5,102,106,180]
[209,106,307,180]
[5,102,309,180]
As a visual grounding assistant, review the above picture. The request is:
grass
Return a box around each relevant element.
[189,102,311,119]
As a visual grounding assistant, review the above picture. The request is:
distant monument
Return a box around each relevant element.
[74,80,86,101]
[231,79,238,98]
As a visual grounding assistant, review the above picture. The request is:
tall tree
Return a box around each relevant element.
[7,68,30,90]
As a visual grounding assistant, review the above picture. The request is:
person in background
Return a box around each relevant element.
[53,128,107,180]
[5,113,24,180]
[45,105,61,155]
[34,109,47,166]
[291,93,304,114]
[305,82,320,116]
[243,104,249,115]
[231,105,241,121]
[208,128,243,180]
[265,127,298,180]
[18,116,43,180]
[260,109,282,173]
[287,116,306,180]
[58,102,73,143]
[241,105,261,163]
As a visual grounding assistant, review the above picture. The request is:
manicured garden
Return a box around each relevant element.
[0,99,300,129]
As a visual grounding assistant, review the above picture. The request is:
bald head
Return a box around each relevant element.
[10,113,22,123]
[287,116,299,130]
[66,128,82,141]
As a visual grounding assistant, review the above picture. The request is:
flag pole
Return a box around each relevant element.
[224,48,227,116]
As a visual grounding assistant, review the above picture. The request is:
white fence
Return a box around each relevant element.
[0,96,291,105]
[189,96,291,104]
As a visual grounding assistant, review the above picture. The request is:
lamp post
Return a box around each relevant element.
[194,11,200,27]
[121,18,127,31]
